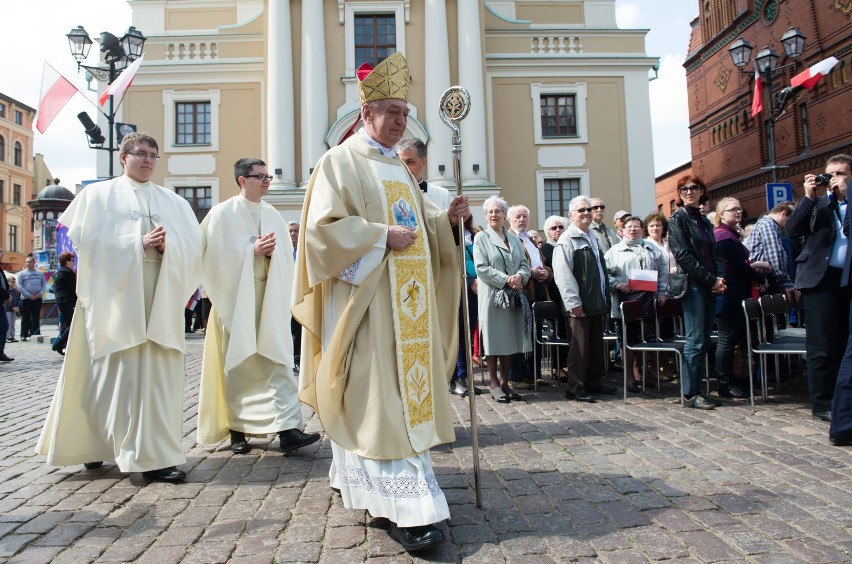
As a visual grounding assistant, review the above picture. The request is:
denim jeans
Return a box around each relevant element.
[681,283,715,397]
[714,313,744,386]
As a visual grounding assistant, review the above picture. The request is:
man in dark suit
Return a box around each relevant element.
[787,154,851,422]
[829,162,852,444]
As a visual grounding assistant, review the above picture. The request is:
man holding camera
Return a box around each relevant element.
[787,154,851,422]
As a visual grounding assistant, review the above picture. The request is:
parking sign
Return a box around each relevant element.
[766,182,793,211]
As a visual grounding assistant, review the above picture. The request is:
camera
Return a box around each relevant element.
[814,173,833,187]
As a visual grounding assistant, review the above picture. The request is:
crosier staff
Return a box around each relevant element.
[439,86,481,508]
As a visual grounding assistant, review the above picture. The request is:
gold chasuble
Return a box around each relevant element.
[293,134,460,461]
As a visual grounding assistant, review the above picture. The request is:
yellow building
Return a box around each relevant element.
[0,93,36,271]
[115,0,656,227]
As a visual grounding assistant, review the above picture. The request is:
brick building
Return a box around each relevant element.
[658,0,851,220]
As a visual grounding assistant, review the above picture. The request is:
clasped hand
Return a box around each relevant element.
[254,232,276,256]
[506,273,523,291]
[143,226,166,253]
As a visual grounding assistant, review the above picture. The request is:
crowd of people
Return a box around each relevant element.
[19,48,852,554]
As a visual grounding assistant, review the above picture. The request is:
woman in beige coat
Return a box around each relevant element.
[473,196,531,403]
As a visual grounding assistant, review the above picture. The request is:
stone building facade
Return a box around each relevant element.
[0,93,36,272]
[114,0,657,226]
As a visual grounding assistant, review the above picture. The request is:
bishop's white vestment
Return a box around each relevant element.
[35,175,202,472]
[292,132,460,526]
[197,195,302,444]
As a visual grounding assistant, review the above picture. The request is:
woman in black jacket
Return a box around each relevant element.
[668,176,726,410]
[712,197,768,398]
[52,251,77,355]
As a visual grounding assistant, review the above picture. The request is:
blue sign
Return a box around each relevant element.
[766,182,793,211]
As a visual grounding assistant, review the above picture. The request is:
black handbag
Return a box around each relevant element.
[667,266,688,300]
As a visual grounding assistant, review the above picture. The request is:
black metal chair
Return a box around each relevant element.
[620,300,685,404]
[742,298,808,410]
[532,301,570,391]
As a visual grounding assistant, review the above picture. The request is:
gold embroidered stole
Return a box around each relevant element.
[371,160,435,433]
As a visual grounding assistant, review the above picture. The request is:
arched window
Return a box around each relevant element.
[0,136,5,162]
[13,141,22,167]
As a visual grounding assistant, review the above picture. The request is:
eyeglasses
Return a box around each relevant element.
[724,207,742,213]
[548,225,565,230]
[572,207,593,214]
[486,209,504,215]
[245,174,273,181]
[679,185,701,193]
[126,152,160,161]
[591,205,606,210]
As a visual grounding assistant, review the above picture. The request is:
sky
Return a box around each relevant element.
[0,0,696,187]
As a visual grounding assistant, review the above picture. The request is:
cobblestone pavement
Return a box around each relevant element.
[1,335,851,563]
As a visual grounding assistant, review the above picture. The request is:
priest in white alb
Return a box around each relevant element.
[35,132,202,482]
[292,52,470,552]
[197,158,320,455]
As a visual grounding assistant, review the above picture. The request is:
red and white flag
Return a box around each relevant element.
[99,55,144,106]
[790,56,839,90]
[628,270,658,293]
[35,62,80,134]
[750,68,764,117]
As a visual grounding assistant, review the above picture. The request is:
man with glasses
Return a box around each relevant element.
[36,132,202,482]
[787,154,852,423]
[293,53,470,552]
[590,198,620,254]
[197,158,320,456]
[553,196,613,402]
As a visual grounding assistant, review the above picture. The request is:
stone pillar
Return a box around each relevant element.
[300,0,329,183]
[267,0,296,188]
[457,0,488,183]
[424,0,452,182]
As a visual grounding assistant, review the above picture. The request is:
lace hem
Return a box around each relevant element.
[337,258,361,284]
[333,461,443,500]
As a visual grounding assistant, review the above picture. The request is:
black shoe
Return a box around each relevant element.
[589,384,617,395]
[388,523,445,552]
[502,384,523,401]
[829,434,852,446]
[142,467,186,481]
[0,354,13,362]
[626,382,641,394]
[230,430,251,454]
[718,384,748,398]
[20,337,28,342]
[813,411,832,422]
[683,395,716,410]
[459,378,482,395]
[279,428,321,453]
[565,389,596,403]
[7,338,17,343]
[83,462,103,470]
[450,381,469,396]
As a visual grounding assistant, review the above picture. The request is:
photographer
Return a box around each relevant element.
[787,154,851,422]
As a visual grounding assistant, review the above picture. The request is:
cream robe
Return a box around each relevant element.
[36,175,202,472]
[293,134,460,461]
[197,195,301,444]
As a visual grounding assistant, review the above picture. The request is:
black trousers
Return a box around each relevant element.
[715,313,745,386]
[830,304,852,437]
[54,301,76,350]
[802,268,851,413]
[21,298,41,338]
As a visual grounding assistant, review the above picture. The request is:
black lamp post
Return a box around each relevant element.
[66,25,146,177]
[728,27,806,182]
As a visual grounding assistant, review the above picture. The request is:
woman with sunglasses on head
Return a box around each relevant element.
[668,176,727,410]
[712,198,769,399]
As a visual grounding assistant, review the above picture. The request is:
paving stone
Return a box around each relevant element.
[783,536,847,563]
[0,534,39,558]
[182,541,236,563]
[680,530,743,561]
[4,545,64,564]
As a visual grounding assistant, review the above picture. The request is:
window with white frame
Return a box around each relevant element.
[343,2,406,76]
[176,186,212,222]
[0,136,5,162]
[163,90,220,153]
[13,142,22,167]
[0,104,5,119]
[13,110,22,125]
[536,169,589,218]
[531,83,588,145]
[7,225,17,253]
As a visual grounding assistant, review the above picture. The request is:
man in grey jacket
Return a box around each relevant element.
[17,256,46,341]
[553,195,615,402]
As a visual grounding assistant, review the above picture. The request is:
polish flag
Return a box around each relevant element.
[99,55,144,106]
[35,63,80,134]
[790,56,839,90]
[628,270,658,293]
[750,68,763,117]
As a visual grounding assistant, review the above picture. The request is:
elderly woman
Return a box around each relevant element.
[668,175,726,410]
[713,197,768,398]
[541,215,569,379]
[604,216,668,392]
[473,195,531,403]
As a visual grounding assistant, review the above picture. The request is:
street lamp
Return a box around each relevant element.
[66,25,145,177]
[728,27,805,182]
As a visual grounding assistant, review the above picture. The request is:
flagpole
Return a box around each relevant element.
[438,86,481,509]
